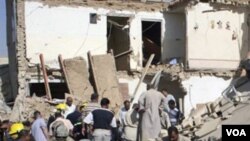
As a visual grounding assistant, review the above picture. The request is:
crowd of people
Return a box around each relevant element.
[0,87,190,141]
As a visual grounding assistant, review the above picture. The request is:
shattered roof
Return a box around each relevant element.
[27,0,169,11]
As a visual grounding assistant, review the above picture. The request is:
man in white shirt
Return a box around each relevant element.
[161,89,176,112]
[119,100,130,140]
[64,97,76,118]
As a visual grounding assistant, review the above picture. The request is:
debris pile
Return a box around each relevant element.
[10,93,54,122]
[180,93,250,140]
[3,53,124,121]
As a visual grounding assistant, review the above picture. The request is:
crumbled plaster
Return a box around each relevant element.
[27,0,167,12]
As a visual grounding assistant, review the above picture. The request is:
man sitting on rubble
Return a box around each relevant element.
[164,126,190,141]
[49,112,74,141]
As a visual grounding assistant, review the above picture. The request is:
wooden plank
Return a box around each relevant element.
[58,55,72,95]
[39,54,52,100]
[88,52,99,93]
[132,54,155,98]
[89,53,123,113]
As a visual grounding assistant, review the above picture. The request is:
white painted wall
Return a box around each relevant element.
[182,76,232,116]
[186,3,249,69]
[163,13,186,62]
[25,2,107,67]
[25,1,165,70]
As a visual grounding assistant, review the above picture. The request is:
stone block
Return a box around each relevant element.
[195,118,221,137]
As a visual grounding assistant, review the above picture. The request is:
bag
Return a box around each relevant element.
[52,121,69,138]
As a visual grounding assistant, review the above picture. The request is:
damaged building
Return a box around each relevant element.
[2,0,250,138]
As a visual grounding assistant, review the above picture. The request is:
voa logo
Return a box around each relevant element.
[226,129,246,136]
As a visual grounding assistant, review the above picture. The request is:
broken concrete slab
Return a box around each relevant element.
[219,98,231,107]
[190,103,210,118]
[63,57,94,104]
[181,118,193,128]
[195,118,221,138]
[89,54,123,113]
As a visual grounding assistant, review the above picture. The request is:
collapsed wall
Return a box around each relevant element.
[0,63,12,120]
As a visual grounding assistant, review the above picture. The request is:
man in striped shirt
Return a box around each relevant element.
[82,93,100,139]
[83,93,100,117]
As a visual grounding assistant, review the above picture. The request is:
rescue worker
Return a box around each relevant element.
[9,123,30,141]
[48,103,68,133]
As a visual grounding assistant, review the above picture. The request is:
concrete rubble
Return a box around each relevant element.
[179,89,250,140]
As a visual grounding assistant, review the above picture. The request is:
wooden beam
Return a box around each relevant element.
[88,51,100,94]
[39,54,52,100]
[58,54,72,96]
[132,54,155,98]
[114,49,133,59]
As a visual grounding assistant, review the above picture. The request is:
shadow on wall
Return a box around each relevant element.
[144,74,186,110]
[0,64,12,102]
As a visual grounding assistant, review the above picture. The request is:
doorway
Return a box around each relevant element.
[107,16,130,71]
[142,21,161,66]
